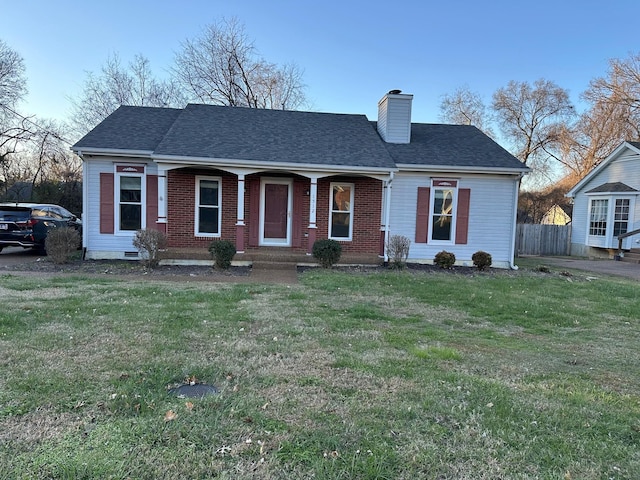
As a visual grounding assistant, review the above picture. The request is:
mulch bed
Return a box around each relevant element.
[0,257,250,280]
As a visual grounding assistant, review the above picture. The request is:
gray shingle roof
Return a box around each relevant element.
[378,123,525,170]
[154,104,396,168]
[73,106,182,152]
[584,182,639,194]
[73,104,526,172]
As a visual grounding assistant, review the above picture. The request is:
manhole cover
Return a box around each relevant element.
[168,384,218,398]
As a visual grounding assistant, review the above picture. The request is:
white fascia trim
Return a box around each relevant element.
[566,141,640,198]
[395,163,529,175]
[152,154,396,176]
[585,191,640,196]
[72,147,154,158]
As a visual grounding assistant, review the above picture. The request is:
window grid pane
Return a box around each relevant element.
[589,199,608,236]
[200,180,219,207]
[614,199,629,237]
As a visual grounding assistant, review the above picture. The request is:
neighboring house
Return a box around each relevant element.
[540,204,572,225]
[566,141,640,257]
[72,91,528,268]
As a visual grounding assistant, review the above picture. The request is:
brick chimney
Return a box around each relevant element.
[377,90,413,144]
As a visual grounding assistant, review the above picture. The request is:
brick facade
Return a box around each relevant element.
[166,168,382,254]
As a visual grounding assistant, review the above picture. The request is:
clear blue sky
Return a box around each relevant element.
[4,0,640,127]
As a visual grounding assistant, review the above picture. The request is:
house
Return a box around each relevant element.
[540,204,572,225]
[72,91,529,268]
[566,141,640,258]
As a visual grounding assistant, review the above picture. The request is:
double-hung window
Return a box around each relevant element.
[430,180,458,242]
[116,166,144,232]
[329,183,354,240]
[613,199,630,237]
[195,176,221,236]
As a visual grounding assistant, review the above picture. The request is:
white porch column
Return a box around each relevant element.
[382,173,394,262]
[307,177,318,254]
[236,173,246,253]
[157,165,168,234]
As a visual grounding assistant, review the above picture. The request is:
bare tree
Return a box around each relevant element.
[557,52,640,179]
[173,17,307,110]
[69,53,186,138]
[492,79,575,179]
[0,39,27,108]
[0,40,36,192]
[439,86,495,138]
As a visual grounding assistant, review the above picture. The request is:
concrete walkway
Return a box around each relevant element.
[249,262,299,284]
[536,256,640,281]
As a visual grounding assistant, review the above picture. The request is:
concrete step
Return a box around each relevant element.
[620,252,640,264]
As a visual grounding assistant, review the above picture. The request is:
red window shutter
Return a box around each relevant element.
[100,173,114,234]
[415,187,430,243]
[146,175,158,231]
[292,182,304,247]
[248,179,260,247]
[455,188,470,244]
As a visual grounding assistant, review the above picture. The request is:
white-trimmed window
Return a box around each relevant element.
[195,176,221,236]
[589,199,608,236]
[329,182,354,240]
[116,166,145,233]
[613,199,630,237]
[429,180,458,243]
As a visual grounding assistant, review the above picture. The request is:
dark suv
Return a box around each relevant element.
[0,203,82,253]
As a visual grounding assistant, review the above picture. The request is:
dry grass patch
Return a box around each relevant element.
[0,271,639,479]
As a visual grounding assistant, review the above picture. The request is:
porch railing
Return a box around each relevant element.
[616,228,640,253]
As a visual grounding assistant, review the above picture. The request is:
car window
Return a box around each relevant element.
[51,205,74,219]
[0,209,31,222]
[44,208,64,220]
[31,209,48,218]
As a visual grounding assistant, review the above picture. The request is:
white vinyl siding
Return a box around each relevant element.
[571,149,640,255]
[376,94,412,144]
[389,172,519,267]
[84,158,157,259]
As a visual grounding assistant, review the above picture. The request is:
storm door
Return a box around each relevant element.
[260,178,292,245]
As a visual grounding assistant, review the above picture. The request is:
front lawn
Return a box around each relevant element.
[0,266,638,479]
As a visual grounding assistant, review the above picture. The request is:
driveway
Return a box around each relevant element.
[536,256,640,281]
[0,247,43,266]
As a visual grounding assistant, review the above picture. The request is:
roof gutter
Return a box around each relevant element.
[394,163,530,175]
[70,147,155,158]
[152,154,397,176]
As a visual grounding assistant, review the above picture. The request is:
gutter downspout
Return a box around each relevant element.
[509,172,525,270]
[383,171,394,263]
[78,150,88,260]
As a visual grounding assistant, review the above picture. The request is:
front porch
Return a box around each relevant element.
[159,247,382,268]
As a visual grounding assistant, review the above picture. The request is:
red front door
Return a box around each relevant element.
[262,180,291,244]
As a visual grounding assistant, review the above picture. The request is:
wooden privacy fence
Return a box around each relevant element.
[516,224,571,256]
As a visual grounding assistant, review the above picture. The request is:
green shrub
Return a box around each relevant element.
[209,239,236,270]
[44,227,81,264]
[434,250,456,269]
[387,234,411,269]
[312,239,342,268]
[472,250,492,270]
[133,229,167,269]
